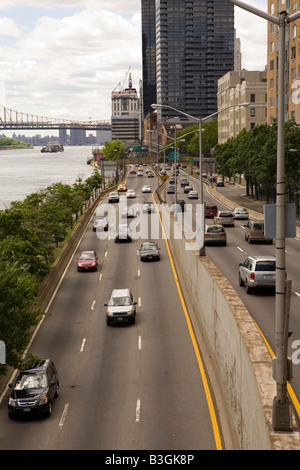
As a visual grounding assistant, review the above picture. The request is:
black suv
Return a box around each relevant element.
[8,359,59,419]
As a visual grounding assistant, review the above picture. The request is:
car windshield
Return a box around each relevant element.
[109,296,132,306]
[219,212,232,217]
[255,261,276,272]
[14,373,48,390]
[253,223,263,229]
[207,226,224,233]
[80,253,94,259]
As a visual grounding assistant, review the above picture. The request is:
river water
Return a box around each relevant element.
[0,146,113,210]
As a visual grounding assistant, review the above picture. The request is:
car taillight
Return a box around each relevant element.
[250,272,255,280]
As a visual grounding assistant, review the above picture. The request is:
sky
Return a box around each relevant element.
[0,0,268,127]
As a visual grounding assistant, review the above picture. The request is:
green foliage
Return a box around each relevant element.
[214,120,300,193]
[102,140,128,160]
[0,171,103,373]
[0,260,41,371]
[162,119,218,158]
[0,137,33,148]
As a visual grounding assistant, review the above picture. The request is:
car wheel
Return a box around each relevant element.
[106,319,112,326]
[46,401,52,417]
[239,274,244,287]
[8,413,14,420]
[245,283,252,294]
[131,317,136,325]
[55,382,59,398]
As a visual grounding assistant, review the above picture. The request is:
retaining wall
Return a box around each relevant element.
[161,204,299,449]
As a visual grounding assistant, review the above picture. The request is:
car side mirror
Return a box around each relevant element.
[133,302,137,305]
[104,303,108,306]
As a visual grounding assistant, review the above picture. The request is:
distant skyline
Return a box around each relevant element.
[0,0,267,126]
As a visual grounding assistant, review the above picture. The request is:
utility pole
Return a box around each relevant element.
[227,0,300,432]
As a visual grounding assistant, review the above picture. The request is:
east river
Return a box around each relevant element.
[0,146,107,210]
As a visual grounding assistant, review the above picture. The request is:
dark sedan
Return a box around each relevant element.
[115,224,132,242]
[140,242,160,261]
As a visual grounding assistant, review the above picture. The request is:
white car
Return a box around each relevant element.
[188,190,198,199]
[126,189,136,198]
[142,185,151,193]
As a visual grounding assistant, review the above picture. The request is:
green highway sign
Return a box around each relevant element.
[168,152,181,161]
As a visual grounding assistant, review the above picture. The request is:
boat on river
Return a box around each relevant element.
[41,143,64,153]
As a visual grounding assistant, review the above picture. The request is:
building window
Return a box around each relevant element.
[250,94,255,103]
[270,60,274,71]
[250,108,255,117]
[270,97,274,108]
[270,41,274,53]
[291,46,296,59]
[270,78,274,89]
[292,25,296,40]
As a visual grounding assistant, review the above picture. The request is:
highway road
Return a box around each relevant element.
[165,167,300,421]
[0,167,222,450]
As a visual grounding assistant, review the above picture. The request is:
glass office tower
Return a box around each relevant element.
[141,0,157,118]
[142,0,235,119]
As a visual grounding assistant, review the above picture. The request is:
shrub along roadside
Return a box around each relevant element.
[0,169,103,374]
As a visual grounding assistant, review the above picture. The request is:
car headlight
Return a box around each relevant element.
[39,395,48,405]
[8,397,17,407]
[107,311,114,316]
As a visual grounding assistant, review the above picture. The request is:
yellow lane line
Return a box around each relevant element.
[153,194,223,450]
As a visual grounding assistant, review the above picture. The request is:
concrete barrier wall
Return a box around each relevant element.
[161,206,299,450]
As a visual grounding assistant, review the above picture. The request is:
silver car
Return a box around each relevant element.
[238,255,276,294]
[233,207,249,219]
[104,288,137,325]
[214,210,234,226]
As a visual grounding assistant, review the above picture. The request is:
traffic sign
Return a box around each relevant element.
[160,174,169,181]
[168,151,181,161]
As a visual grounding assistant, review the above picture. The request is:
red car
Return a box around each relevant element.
[77,251,98,271]
[205,204,218,218]
[184,185,193,193]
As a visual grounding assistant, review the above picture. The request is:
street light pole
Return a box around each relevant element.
[227,0,300,432]
[151,102,248,256]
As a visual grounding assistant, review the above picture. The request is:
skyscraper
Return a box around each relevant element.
[141,0,157,118]
[142,0,235,120]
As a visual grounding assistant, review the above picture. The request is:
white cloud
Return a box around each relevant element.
[0,0,269,124]
[0,7,142,121]
[0,0,140,13]
[0,17,22,37]
[235,0,268,71]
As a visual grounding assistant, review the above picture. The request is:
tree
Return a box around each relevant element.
[0,260,41,373]
[102,140,127,160]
